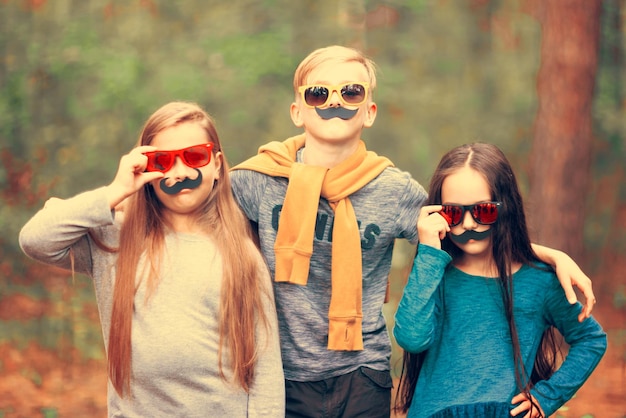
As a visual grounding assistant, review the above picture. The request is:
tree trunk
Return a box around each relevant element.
[527,0,602,262]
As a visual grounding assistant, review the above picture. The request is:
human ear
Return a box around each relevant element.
[214,152,223,180]
[290,102,304,128]
[363,102,377,128]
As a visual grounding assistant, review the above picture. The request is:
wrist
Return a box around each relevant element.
[105,184,127,210]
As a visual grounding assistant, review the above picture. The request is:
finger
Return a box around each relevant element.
[578,296,596,322]
[123,151,152,174]
[557,274,578,305]
[510,403,531,417]
[417,206,450,229]
[141,171,164,183]
[582,286,596,319]
[511,393,525,403]
[132,158,150,174]
[419,205,443,219]
[568,264,594,307]
[510,393,529,416]
[510,402,528,416]
[133,145,158,154]
[439,210,451,226]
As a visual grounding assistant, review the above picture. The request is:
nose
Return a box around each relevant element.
[328,88,342,107]
[168,156,196,180]
[461,208,477,229]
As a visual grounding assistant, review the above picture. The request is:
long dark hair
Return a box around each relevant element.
[395,143,560,416]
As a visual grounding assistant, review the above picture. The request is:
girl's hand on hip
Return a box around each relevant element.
[510,392,545,418]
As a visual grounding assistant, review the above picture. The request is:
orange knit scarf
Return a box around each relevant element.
[232,134,393,350]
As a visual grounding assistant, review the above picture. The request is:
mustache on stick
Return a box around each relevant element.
[159,169,203,195]
[449,229,492,244]
[315,107,358,120]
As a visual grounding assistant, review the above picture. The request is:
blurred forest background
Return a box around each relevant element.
[1,0,625,417]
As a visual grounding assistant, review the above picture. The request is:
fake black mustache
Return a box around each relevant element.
[315,107,358,120]
[449,229,492,244]
[159,169,203,195]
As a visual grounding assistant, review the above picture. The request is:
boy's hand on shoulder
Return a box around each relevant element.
[532,244,596,322]
[553,252,596,322]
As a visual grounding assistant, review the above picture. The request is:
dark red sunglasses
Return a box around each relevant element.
[143,143,214,173]
[440,202,502,227]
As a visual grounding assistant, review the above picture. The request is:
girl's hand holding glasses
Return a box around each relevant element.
[417,205,450,249]
[105,146,164,210]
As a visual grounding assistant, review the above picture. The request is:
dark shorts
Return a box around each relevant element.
[285,367,392,418]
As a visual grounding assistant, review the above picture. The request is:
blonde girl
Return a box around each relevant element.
[20,102,285,417]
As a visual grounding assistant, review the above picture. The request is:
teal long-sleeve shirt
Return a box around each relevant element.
[393,244,607,418]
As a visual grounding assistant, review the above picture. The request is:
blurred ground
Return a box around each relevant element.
[0,342,107,417]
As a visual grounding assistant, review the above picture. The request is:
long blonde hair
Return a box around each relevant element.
[103,101,269,397]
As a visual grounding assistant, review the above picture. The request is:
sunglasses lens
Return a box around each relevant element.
[473,203,499,224]
[304,86,329,107]
[183,146,210,168]
[441,205,462,226]
[147,152,173,172]
[341,83,366,104]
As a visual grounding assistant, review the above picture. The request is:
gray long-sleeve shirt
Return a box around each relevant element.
[19,187,285,417]
[231,158,428,382]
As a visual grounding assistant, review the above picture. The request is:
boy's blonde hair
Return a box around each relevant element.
[293,45,378,92]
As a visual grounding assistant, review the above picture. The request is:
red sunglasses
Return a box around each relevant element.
[440,202,502,227]
[143,143,214,173]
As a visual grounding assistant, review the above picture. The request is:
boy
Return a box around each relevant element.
[230,45,595,417]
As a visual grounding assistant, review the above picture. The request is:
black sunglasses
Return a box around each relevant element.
[440,202,502,227]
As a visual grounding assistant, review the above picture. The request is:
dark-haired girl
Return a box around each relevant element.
[393,143,606,418]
